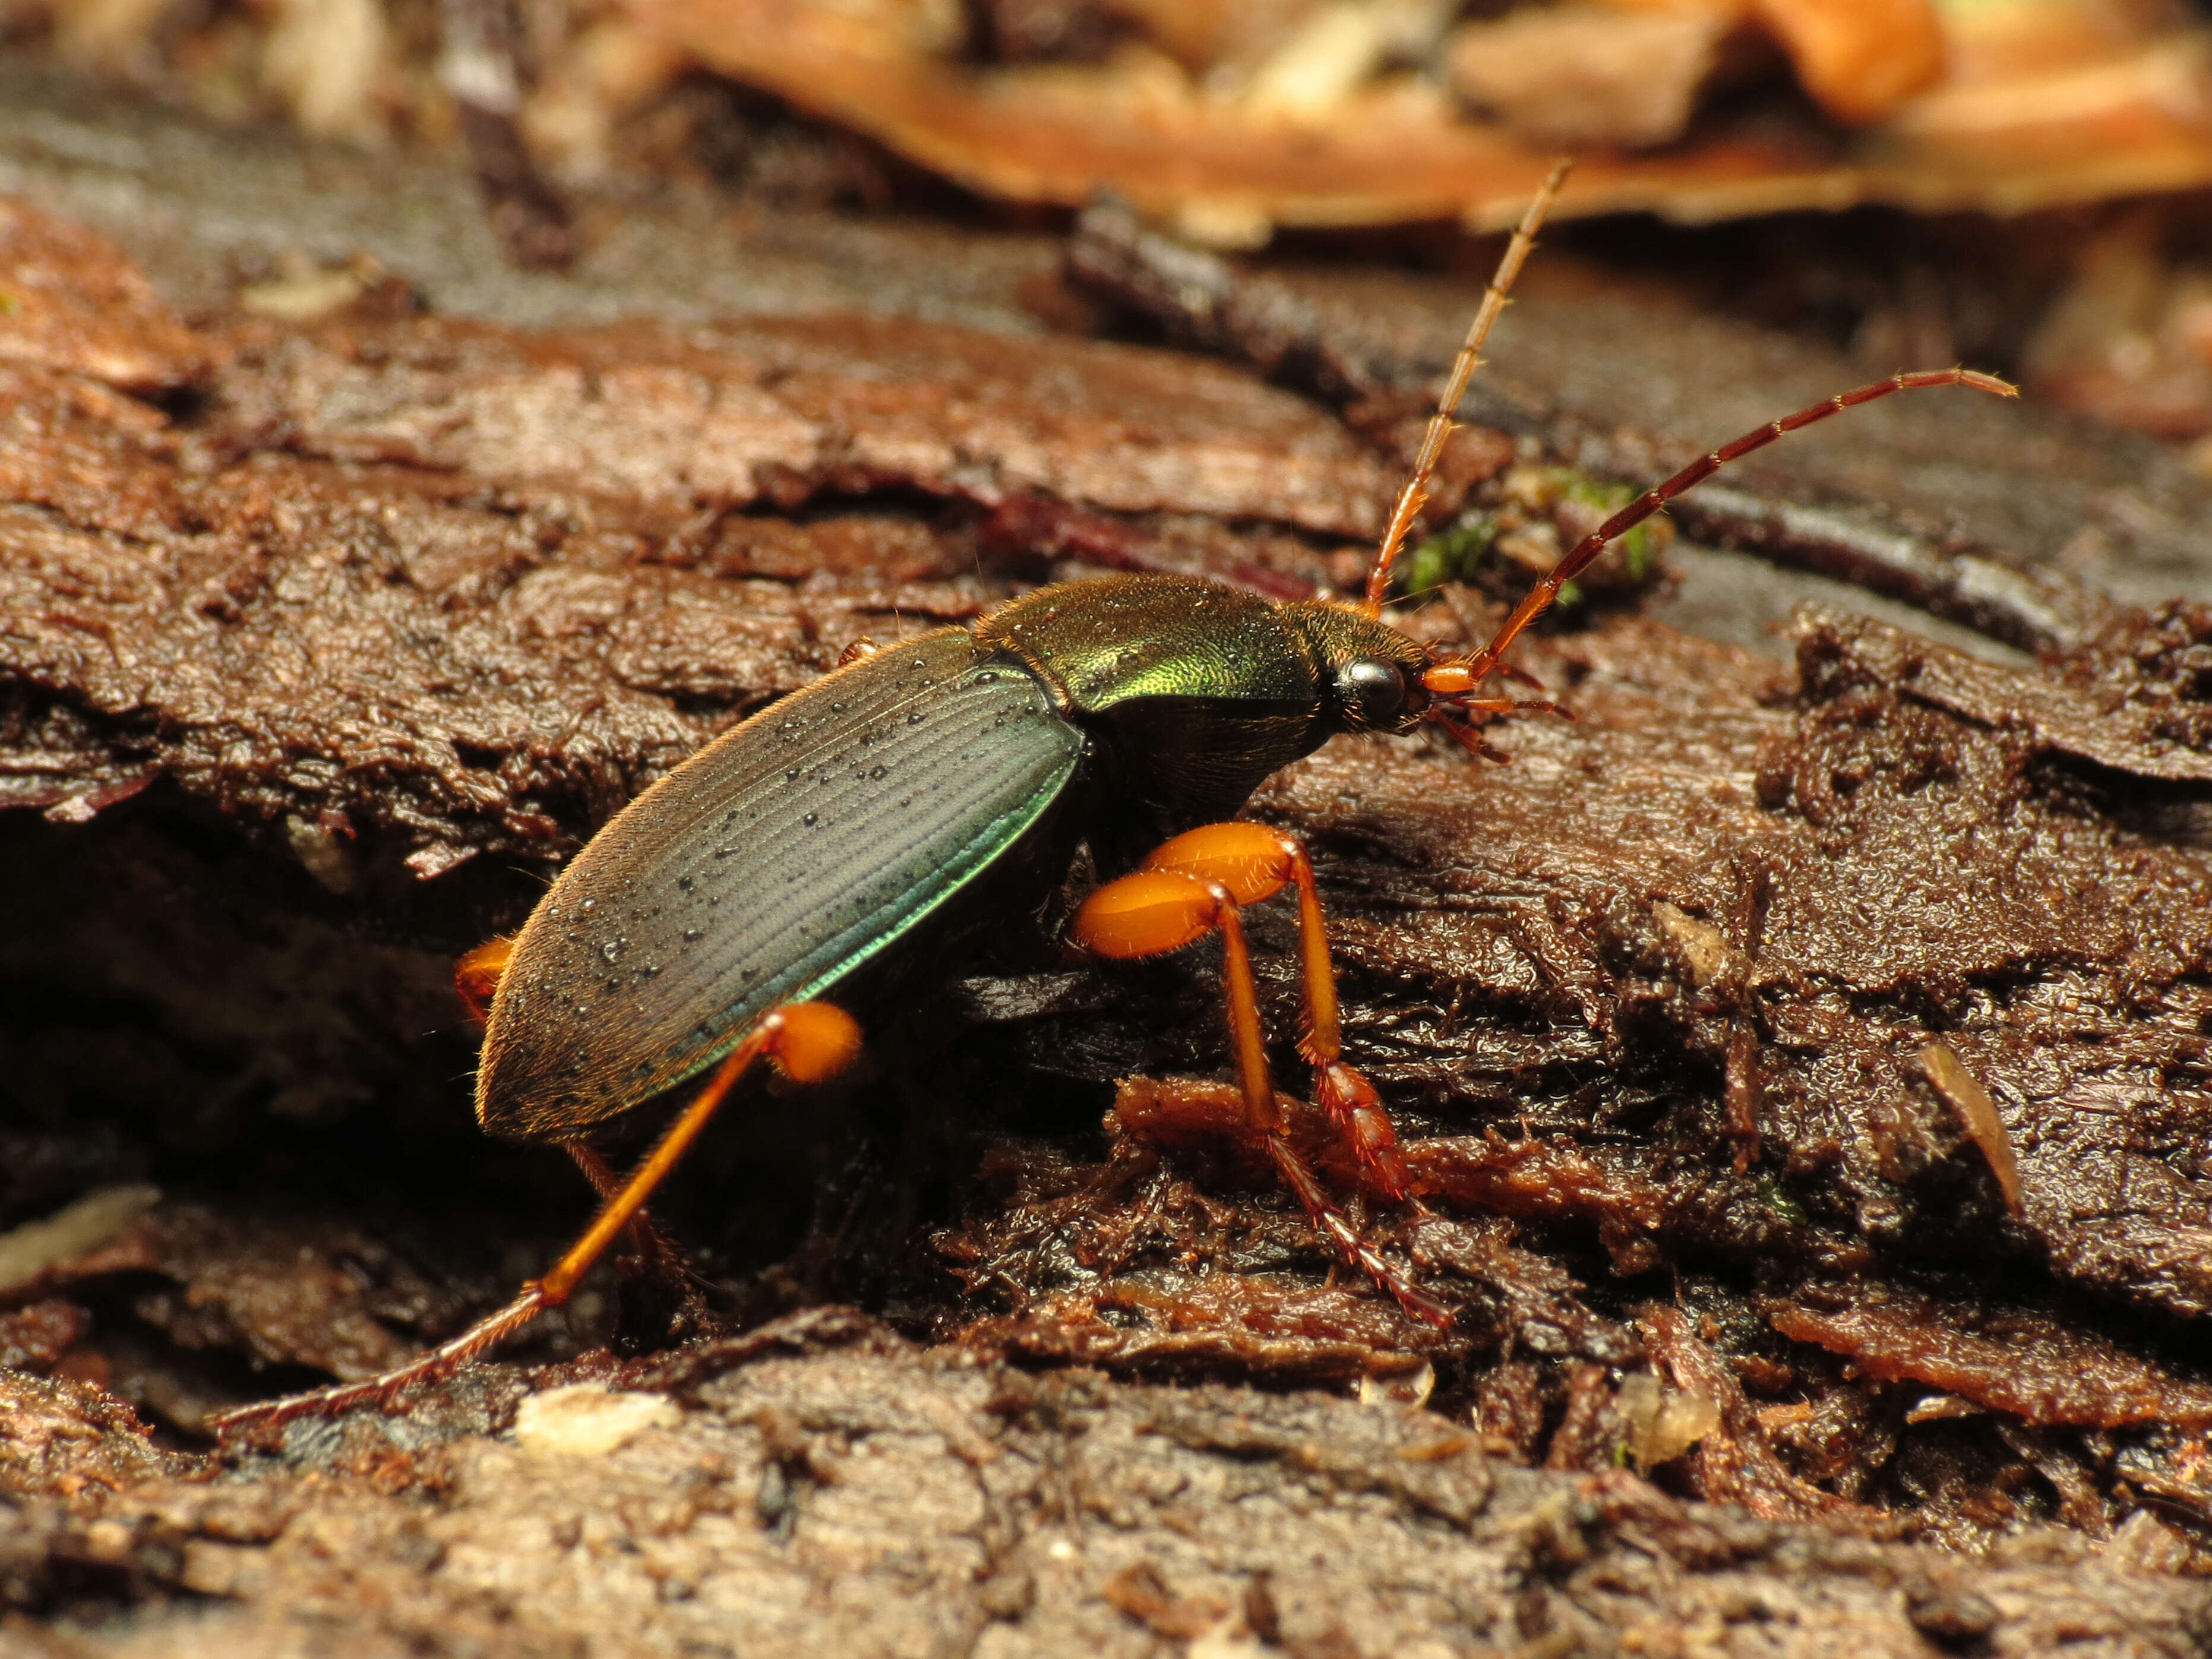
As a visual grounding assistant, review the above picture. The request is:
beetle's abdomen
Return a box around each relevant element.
[477,628,1085,1140]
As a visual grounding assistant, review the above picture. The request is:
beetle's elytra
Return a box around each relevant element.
[479,578,1426,1138]
[215,163,2016,1433]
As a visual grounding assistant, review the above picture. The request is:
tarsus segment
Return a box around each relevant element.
[1428,367,2020,695]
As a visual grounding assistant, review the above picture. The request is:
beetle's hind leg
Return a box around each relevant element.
[1071,826,1451,1328]
[564,1140,719,1342]
[467,943,699,1316]
[210,1003,862,1437]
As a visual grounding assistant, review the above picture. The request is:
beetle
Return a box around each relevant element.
[215,165,2013,1431]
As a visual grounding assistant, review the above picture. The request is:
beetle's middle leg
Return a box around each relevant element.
[565,1143,688,1284]
[470,938,689,1282]
[1071,833,1452,1328]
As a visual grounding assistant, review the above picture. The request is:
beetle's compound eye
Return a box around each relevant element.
[1338,658,1412,727]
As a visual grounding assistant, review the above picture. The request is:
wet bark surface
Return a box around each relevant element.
[8,58,2212,1658]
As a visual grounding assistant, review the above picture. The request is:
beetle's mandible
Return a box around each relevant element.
[215,161,2017,1432]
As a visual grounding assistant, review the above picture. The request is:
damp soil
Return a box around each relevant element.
[8,60,2212,1659]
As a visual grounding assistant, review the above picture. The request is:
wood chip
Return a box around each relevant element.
[1920,1041,2024,1218]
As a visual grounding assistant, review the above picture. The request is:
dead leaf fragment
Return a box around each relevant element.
[1752,0,1943,124]
[1447,3,1737,150]
[0,1185,162,1294]
[627,0,2212,236]
[1617,1370,1723,1469]
[513,1383,682,1455]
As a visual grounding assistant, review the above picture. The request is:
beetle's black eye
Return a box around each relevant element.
[1339,658,1410,726]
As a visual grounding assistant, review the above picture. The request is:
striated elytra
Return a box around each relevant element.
[478,575,1432,1141]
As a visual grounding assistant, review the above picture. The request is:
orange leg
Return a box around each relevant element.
[566,1142,685,1281]
[474,944,684,1276]
[1071,838,1451,1329]
[1135,823,1413,1204]
[211,1002,862,1435]
[454,934,514,1027]
[465,941,683,1279]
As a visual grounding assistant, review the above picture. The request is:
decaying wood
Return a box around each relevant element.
[8,1318,2207,1658]
[7,61,2212,1656]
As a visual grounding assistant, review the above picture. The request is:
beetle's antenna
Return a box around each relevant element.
[1361,157,1571,618]
[1423,367,2020,701]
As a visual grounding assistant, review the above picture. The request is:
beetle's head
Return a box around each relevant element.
[1281,598,1546,756]
[1278,601,1434,736]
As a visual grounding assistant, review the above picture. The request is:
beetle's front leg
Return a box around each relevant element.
[1070,843,1451,1329]
[1123,823,1415,1205]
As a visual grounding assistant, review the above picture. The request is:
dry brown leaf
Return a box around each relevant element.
[1446,3,1737,150]
[626,0,2212,238]
[1752,0,1943,124]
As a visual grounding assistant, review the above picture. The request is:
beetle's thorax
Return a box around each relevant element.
[974,576,1426,833]
[976,577,1317,709]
